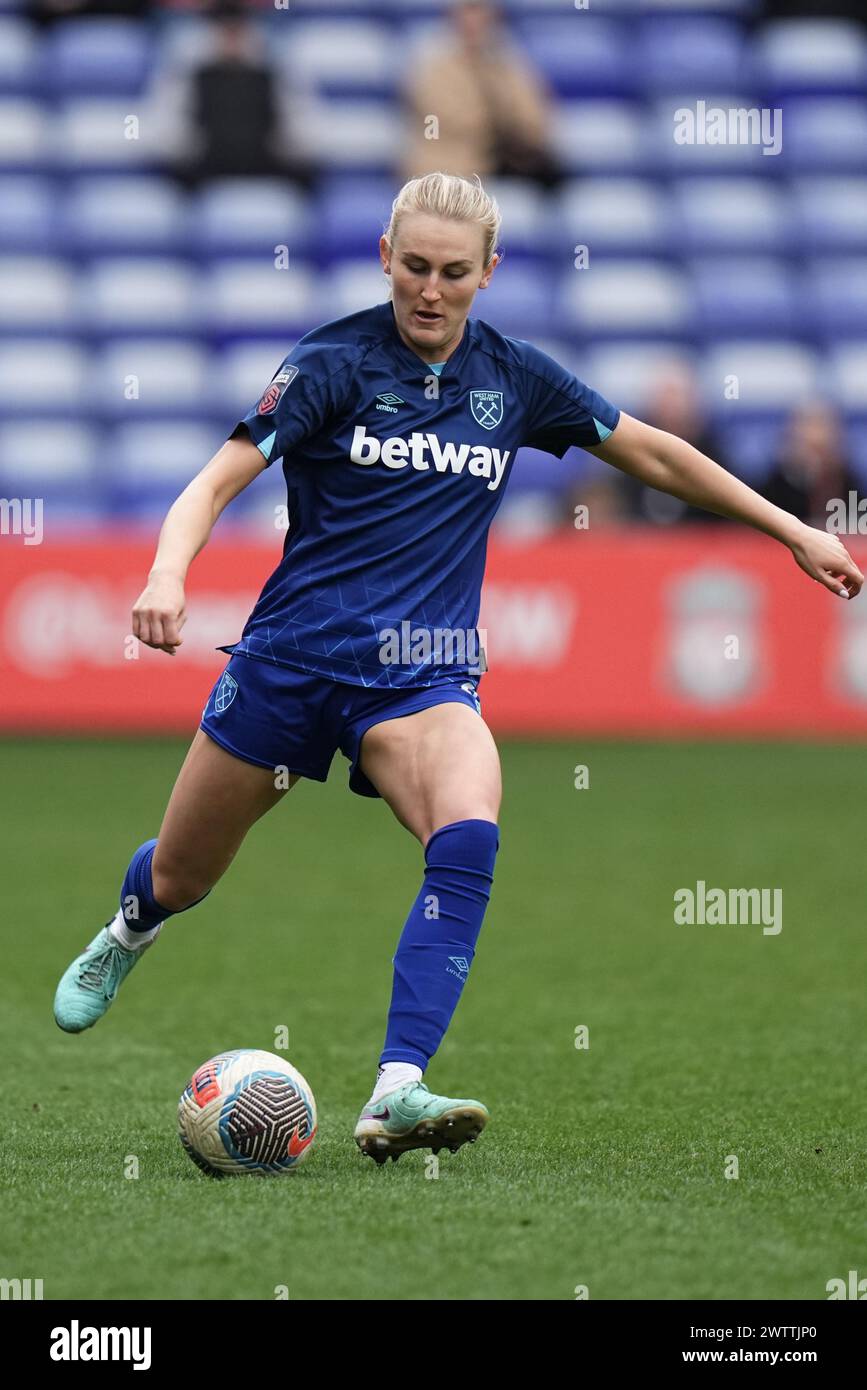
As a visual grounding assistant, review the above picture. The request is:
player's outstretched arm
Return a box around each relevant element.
[587,411,864,600]
[132,434,269,654]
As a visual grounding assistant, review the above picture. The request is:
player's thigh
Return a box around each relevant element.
[359,701,501,846]
[153,728,297,907]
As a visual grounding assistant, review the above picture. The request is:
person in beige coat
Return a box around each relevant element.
[401,0,561,187]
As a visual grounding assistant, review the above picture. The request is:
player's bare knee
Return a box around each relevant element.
[152,853,218,912]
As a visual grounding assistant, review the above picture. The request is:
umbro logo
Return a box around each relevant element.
[376,392,405,414]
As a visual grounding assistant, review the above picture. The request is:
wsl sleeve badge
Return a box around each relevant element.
[256,365,299,415]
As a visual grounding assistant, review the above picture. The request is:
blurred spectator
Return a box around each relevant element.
[761,403,860,527]
[169,9,316,191]
[619,367,733,526]
[401,0,561,188]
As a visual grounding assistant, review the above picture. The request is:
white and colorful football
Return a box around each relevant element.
[178,1049,317,1177]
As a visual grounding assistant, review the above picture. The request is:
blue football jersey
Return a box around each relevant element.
[220,298,620,687]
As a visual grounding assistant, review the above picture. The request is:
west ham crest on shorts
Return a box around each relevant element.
[256,365,299,415]
[214,670,238,713]
[469,389,504,430]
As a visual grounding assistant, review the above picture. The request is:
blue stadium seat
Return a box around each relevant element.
[303,100,400,173]
[41,19,152,97]
[828,344,867,413]
[673,178,791,253]
[804,260,867,341]
[579,342,697,416]
[0,17,38,96]
[316,176,397,263]
[0,175,55,252]
[217,341,301,419]
[0,98,48,172]
[90,339,213,420]
[638,16,748,94]
[274,20,396,98]
[554,101,647,174]
[482,179,552,260]
[0,419,101,522]
[556,260,693,340]
[554,178,673,255]
[82,259,200,334]
[700,340,821,409]
[322,261,391,320]
[753,20,867,97]
[205,261,317,337]
[779,99,867,174]
[0,340,88,416]
[192,181,312,258]
[0,256,75,332]
[690,257,797,337]
[105,420,225,518]
[513,16,636,99]
[63,176,187,255]
[792,177,867,254]
[473,261,553,337]
[55,100,156,173]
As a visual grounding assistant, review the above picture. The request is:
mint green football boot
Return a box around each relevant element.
[354,1081,489,1164]
[54,922,160,1033]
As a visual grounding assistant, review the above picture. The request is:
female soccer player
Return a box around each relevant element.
[54,172,862,1165]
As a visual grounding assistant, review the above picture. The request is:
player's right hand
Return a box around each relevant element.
[132,572,187,655]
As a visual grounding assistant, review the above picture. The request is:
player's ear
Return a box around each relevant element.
[379,235,391,274]
[478,253,499,289]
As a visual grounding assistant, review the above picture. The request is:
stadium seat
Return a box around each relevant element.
[0,98,48,171]
[700,341,820,409]
[90,339,213,419]
[804,260,867,341]
[204,261,317,336]
[827,344,867,413]
[672,177,791,253]
[556,260,693,339]
[0,419,99,493]
[0,256,76,331]
[579,341,696,416]
[0,17,38,96]
[0,175,55,252]
[477,179,551,260]
[792,177,867,254]
[322,260,391,320]
[63,176,188,255]
[513,16,636,99]
[690,257,797,337]
[779,99,867,174]
[472,261,554,337]
[105,420,226,518]
[316,176,398,262]
[191,181,312,257]
[753,19,867,97]
[0,340,88,416]
[217,341,301,418]
[554,101,647,174]
[82,259,200,333]
[637,16,748,94]
[274,20,396,98]
[554,178,673,255]
[41,19,152,96]
[302,100,401,172]
[55,100,154,172]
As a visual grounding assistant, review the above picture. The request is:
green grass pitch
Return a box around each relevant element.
[1,736,864,1301]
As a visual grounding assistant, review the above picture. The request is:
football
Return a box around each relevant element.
[178,1049,317,1177]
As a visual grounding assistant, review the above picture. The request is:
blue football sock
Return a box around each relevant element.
[380,819,499,1070]
[120,838,210,931]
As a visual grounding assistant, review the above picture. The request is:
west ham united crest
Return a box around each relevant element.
[214,670,238,714]
[469,389,504,430]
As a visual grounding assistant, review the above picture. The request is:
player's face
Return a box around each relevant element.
[380,213,498,363]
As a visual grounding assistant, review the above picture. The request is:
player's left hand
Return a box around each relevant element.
[789,523,864,599]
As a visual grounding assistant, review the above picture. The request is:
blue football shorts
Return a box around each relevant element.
[199,651,484,799]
